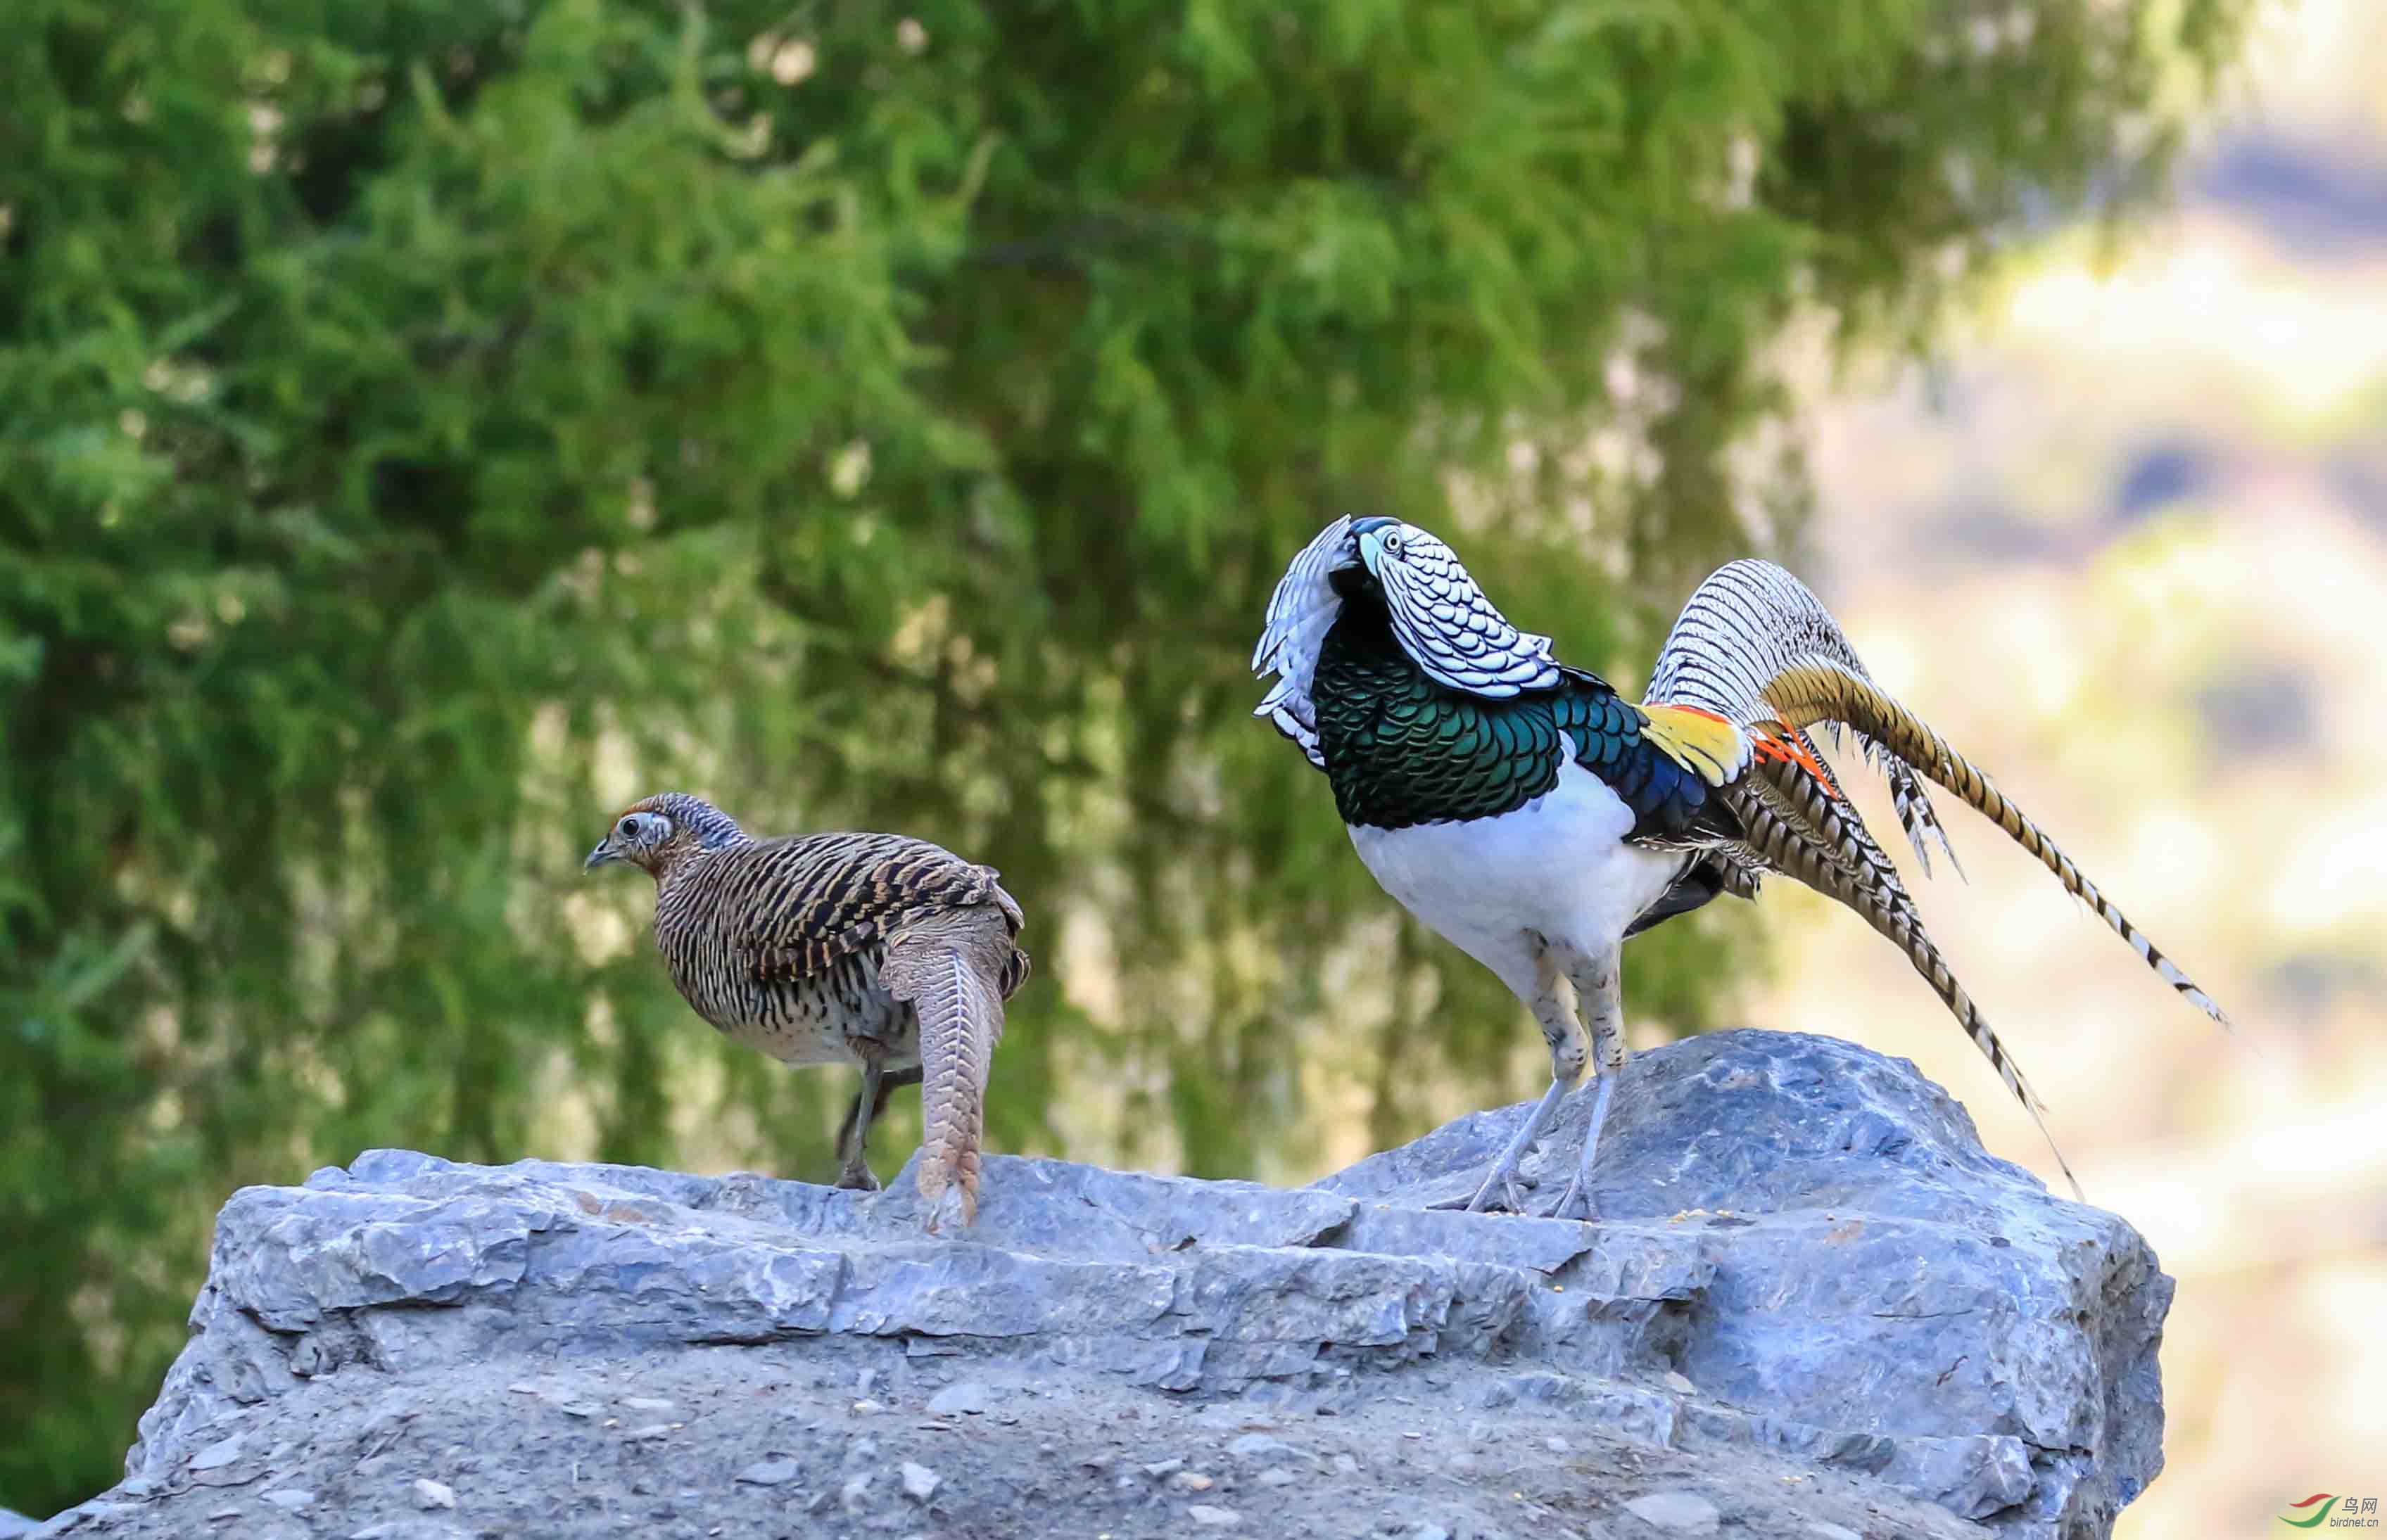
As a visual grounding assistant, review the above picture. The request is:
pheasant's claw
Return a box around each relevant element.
[1424,1165,1536,1215]
[1542,1176,1596,1223]
[834,1162,882,1193]
[1489,1169,1535,1215]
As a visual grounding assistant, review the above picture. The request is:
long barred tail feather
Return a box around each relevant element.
[1647,559,2226,1032]
[1723,760,2085,1202]
[1757,658,2232,1032]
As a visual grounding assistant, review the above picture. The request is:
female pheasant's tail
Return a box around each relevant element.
[1721,756,2085,1201]
[1648,559,2229,1032]
[880,902,1018,1233]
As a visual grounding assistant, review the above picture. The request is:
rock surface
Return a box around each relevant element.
[32,1029,2167,1540]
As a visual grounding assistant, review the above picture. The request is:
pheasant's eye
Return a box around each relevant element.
[617,815,645,841]
[1383,533,1405,558]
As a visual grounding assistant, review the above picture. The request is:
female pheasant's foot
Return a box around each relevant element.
[835,1161,882,1192]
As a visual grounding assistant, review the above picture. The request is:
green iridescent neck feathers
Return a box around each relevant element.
[1310,581,1721,841]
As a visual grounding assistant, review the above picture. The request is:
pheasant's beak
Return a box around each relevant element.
[583,839,622,872]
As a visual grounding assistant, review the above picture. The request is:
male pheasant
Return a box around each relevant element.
[1253,515,2228,1218]
[584,793,1030,1230]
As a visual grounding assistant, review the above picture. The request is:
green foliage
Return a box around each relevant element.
[0,0,2243,1512]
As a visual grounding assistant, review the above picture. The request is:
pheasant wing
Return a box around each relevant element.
[732,834,1009,984]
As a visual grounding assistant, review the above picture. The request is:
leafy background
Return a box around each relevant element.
[0,0,2269,1520]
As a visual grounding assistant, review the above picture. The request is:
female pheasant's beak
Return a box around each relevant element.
[584,839,623,872]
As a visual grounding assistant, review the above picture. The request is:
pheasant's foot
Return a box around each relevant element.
[1467,1164,1535,1215]
[1426,1169,1537,1214]
[1540,1070,1620,1224]
[1543,1173,1595,1222]
[1424,1073,1573,1216]
[834,1162,882,1193]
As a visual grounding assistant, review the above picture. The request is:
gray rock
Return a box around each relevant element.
[733,1461,800,1487]
[899,1462,940,1502]
[262,1489,316,1512]
[410,1479,452,1510]
[1225,1433,1305,1461]
[1624,1489,1723,1532]
[79,1030,2159,1540]
[924,1382,993,1415]
[1187,1505,1239,1527]
[0,1512,36,1540]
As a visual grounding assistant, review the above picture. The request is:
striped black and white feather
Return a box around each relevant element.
[1250,515,1355,768]
[1252,516,1566,764]
[1360,523,1564,699]
[1647,559,1961,878]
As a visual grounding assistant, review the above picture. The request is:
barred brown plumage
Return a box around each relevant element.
[583,792,1030,1230]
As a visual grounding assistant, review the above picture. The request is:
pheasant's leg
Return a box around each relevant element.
[1548,943,1626,1221]
[834,1061,889,1191]
[1431,939,1585,1215]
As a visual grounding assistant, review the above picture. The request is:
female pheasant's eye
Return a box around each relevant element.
[618,815,644,841]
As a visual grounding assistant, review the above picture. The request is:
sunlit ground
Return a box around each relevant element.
[1755,1,2387,1528]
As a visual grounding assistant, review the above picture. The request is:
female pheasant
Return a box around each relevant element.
[584,793,1030,1230]
[1253,515,2228,1218]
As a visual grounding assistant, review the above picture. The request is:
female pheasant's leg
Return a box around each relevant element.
[1431,938,1585,1214]
[1548,944,1626,1221]
[833,1059,916,1191]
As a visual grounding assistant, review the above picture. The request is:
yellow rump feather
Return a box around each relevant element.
[1633,703,1751,787]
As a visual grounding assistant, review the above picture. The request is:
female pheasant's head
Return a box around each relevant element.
[583,792,746,880]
